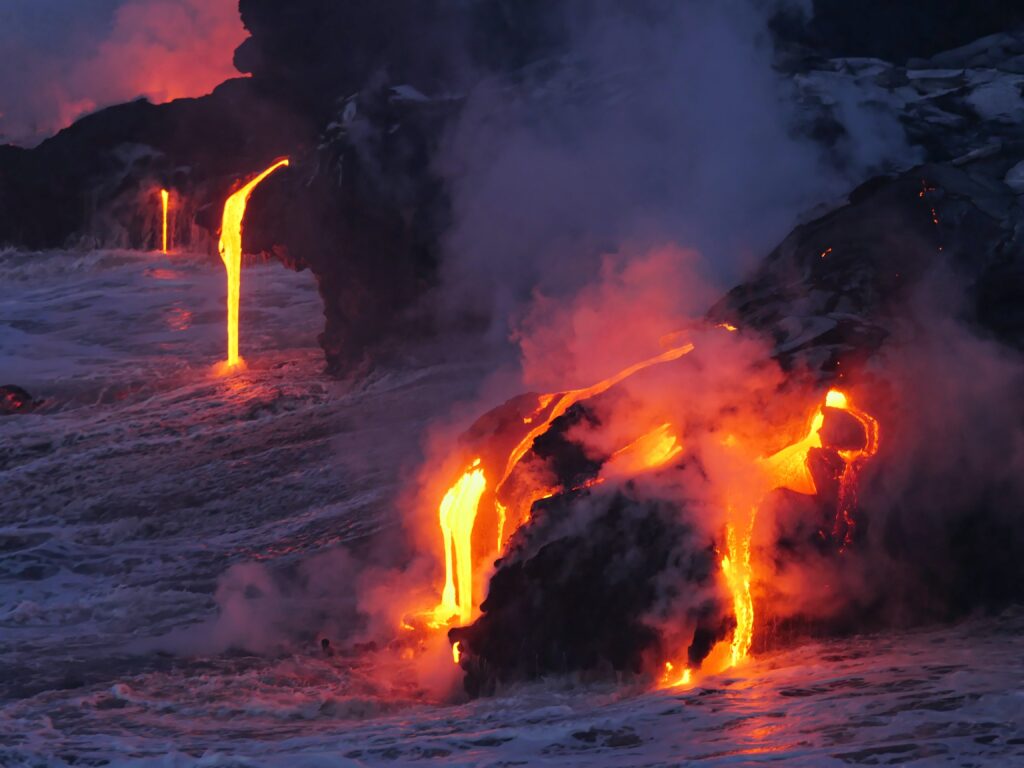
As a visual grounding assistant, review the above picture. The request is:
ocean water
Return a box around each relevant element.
[1,250,1021,767]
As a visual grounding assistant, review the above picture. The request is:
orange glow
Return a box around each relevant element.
[20,0,248,142]
[705,388,879,672]
[160,189,170,253]
[430,342,696,628]
[432,460,487,627]
[759,408,826,497]
[452,641,462,664]
[499,343,695,486]
[660,661,693,688]
[603,423,683,478]
[217,159,289,369]
[721,516,755,667]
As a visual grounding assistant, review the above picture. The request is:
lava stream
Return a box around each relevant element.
[432,460,487,627]
[431,341,696,627]
[664,388,879,684]
[217,158,289,369]
[160,189,170,254]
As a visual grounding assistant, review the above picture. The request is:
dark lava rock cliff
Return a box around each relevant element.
[2,2,1023,373]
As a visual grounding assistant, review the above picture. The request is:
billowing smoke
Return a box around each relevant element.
[0,0,245,145]
[436,0,913,337]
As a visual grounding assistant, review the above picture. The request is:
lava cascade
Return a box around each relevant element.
[423,328,879,688]
[160,188,170,253]
[217,159,289,369]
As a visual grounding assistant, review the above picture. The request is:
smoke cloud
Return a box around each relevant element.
[0,0,246,145]
[437,0,913,341]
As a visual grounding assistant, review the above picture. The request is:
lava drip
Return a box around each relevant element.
[160,189,170,254]
[217,158,289,370]
[701,388,878,675]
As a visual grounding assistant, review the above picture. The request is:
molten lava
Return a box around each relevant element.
[603,423,683,479]
[706,388,879,673]
[160,189,170,254]
[721,514,756,667]
[825,389,880,547]
[217,158,289,369]
[432,460,487,627]
[431,341,696,629]
[660,661,692,688]
[428,321,879,684]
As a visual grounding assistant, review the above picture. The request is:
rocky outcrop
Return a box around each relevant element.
[0,385,40,415]
[0,1,568,372]
[450,490,726,697]
[0,79,308,251]
[712,150,1024,372]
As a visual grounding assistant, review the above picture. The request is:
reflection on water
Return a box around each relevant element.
[163,305,193,331]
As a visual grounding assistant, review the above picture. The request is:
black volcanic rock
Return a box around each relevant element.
[0,79,311,252]
[712,152,1024,371]
[773,1,1024,65]
[234,0,471,118]
[450,489,726,697]
[1,385,40,415]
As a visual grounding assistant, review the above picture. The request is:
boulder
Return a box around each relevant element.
[450,489,727,697]
[1,385,40,415]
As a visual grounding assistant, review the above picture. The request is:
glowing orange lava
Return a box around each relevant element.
[217,158,289,369]
[432,459,487,627]
[160,189,170,254]
[721,514,756,667]
[428,349,878,683]
[431,341,695,629]
[602,422,682,479]
[825,389,880,547]
[660,661,692,688]
[705,387,879,673]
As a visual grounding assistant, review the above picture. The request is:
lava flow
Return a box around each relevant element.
[160,189,170,253]
[669,387,880,686]
[429,340,695,628]
[217,158,289,369]
[420,313,880,689]
[433,459,487,627]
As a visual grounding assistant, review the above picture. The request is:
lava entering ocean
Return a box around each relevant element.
[217,159,289,370]
[406,325,880,693]
[160,188,170,254]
